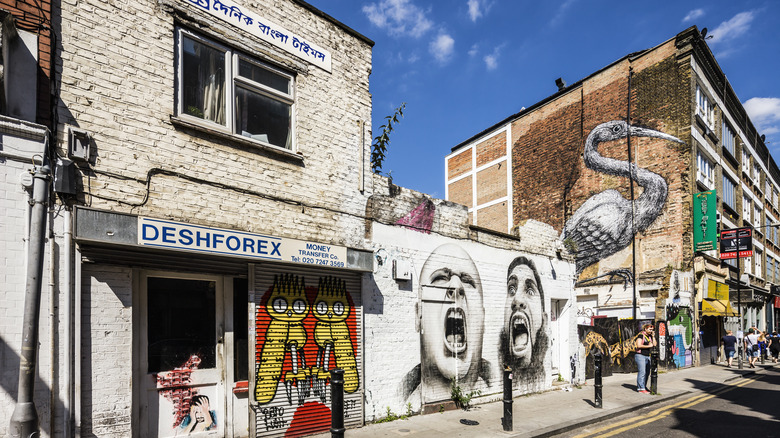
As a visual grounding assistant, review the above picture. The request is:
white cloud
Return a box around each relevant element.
[467,0,482,22]
[468,43,479,57]
[363,0,434,38]
[708,11,754,44]
[550,0,578,27]
[429,33,455,64]
[483,44,504,71]
[682,8,704,23]
[744,97,780,141]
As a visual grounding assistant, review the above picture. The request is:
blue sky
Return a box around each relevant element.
[305,0,780,198]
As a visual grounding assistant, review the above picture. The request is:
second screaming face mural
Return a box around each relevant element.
[402,244,550,403]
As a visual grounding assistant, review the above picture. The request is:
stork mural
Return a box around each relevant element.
[562,121,683,281]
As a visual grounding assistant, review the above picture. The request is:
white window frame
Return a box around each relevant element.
[743,196,752,224]
[755,249,763,279]
[754,204,762,232]
[742,149,751,176]
[753,162,761,184]
[723,175,736,210]
[744,254,753,276]
[175,28,296,151]
[722,121,736,156]
[696,150,715,189]
[696,85,715,130]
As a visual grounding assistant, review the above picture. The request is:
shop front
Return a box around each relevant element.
[74,207,371,437]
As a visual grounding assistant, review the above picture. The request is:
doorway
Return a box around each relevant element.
[138,271,231,437]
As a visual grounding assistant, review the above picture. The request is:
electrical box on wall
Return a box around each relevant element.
[68,127,90,162]
[393,259,412,281]
[54,157,77,194]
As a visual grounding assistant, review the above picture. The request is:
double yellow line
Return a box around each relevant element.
[573,375,762,438]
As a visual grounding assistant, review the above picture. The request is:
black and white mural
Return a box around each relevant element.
[561,120,683,281]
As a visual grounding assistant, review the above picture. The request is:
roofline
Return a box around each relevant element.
[292,0,375,47]
[449,34,679,153]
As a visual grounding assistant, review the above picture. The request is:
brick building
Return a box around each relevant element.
[446,26,780,369]
[2,0,579,437]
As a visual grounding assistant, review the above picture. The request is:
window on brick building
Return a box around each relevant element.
[742,149,751,176]
[696,85,715,129]
[177,29,294,150]
[722,176,736,210]
[753,162,761,184]
[755,204,762,230]
[755,249,763,278]
[743,196,752,224]
[722,122,736,157]
[697,150,715,189]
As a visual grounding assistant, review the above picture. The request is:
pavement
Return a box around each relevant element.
[311,360,779,438]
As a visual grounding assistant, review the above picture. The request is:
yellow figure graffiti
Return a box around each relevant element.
[255,274,310,405]
[312,277,359,401]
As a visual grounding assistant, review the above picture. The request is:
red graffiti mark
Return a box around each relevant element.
[395,199,435,234]
[284,402,330,437]
[155,355,202,428]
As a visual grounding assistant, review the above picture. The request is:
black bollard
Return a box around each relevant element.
[330,369,345,438]
[594,352,603,409]
[502,367,513,431]
[650,349,658,394]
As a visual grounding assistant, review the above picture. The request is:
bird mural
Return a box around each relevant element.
[562,120,683,280]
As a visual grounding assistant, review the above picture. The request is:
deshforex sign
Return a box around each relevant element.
[138,217,347,268]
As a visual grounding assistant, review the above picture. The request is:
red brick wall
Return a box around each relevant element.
[476,132,506,167]
[476,162,506,205]
[477,201,508,232]
[448,176,472,208]
[447,149,472,180]
[1,0,53,127]
[510,41,692,277]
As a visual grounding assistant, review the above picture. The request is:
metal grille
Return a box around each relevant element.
[251,263,363,437]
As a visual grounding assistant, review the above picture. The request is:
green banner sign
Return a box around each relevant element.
[694,190,717,251]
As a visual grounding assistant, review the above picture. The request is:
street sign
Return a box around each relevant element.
[694,191,717,251]
[719,227,753,259]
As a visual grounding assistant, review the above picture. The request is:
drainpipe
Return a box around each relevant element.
[48,203,56,436]
[64,208,73,438]
[10,164,51,438]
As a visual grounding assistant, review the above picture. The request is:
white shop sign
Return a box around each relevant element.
[138,217,346,268]
[182,0,332,72]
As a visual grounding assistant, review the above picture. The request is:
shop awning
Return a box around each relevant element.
[701,299,738,317]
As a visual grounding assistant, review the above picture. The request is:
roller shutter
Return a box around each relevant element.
[251,263,363,437]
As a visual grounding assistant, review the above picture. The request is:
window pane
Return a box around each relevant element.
[238,59,290,95]
[235,87,292,149]
[147,277,216,372]
[182,36,226,125]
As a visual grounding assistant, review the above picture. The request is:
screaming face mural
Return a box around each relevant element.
[500,257,548,385]
[403,244,492,402]
[562,121,683,279]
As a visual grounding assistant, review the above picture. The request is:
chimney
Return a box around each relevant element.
[555,77,567,91]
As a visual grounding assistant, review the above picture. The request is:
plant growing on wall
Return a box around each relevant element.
[371,102,406,174]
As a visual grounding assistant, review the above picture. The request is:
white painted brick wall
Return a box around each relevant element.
[79,264,133,437]
[57,0,373,249]
[362,213,578,421]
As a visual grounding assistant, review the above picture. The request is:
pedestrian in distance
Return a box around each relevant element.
[720,330,738,368]
[634,323,656,394]
[769,331,780,363]
[744,328,760,368]
[758,331,767,360]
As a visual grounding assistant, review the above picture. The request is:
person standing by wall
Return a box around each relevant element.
[634,324,656,394]
[720,330,737,368]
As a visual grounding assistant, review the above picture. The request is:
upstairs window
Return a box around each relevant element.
[742,149,751,176]
[743,196,752,224]
[754,204,762,230]
[722,122,736,157]
[177,29,294,150]
[722,175,736,210]
[696,150,715,189]
[755,249,763,278]
[774,188,779,210]
[753,162,761,184]
[696,85,715,129]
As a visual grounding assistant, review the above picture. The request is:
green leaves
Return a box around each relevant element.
[371,102,406,174]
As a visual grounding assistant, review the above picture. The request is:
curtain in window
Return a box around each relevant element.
[199,46,225,125]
